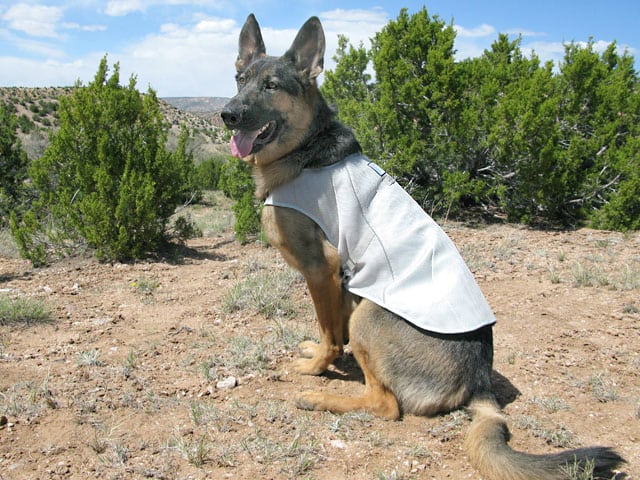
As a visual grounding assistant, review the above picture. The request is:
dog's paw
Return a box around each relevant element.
[292,357,327,376]
[298,340,319,358]
[295,391,324,411]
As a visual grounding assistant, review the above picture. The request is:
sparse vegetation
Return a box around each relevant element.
[222,263,302,318]
[531,396,571,414]
[514,415,577,448]
[587,372,619,403]
[0,216,638,478]
[121,349,138,378]
[132,276,160,295]
[76,349,102,367]
[561,457,597,480]
[0,375,57,418]
[0,296,52,326]
[171,434,210,467]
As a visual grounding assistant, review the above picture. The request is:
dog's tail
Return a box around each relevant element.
[464,396,625,480]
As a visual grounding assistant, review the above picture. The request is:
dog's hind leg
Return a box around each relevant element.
[295,342,401,419]
[295,300,401,420]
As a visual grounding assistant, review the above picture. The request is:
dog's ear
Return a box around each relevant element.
[284,16,325,80]
[236,14,266,72]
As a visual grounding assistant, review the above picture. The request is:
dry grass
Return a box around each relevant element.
[0,295,53,326]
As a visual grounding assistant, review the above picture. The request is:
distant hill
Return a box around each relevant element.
[162,97,229,129]
[162,96,229,115]
[0,87,230,162]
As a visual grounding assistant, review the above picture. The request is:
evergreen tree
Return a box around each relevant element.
[587,46,640,230]
[322,36,381,159]
[322,8,639,229]
[11,56,197,264]
[370,6,457,196]
[0,103,29,226]
[218,159,260,243]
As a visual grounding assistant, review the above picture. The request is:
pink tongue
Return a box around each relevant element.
[230,130,261,158]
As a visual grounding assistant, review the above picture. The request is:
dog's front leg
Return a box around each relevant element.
[294,243,345,374]
[262,206,345,375]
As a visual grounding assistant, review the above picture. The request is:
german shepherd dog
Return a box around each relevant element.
[221,14,625,480]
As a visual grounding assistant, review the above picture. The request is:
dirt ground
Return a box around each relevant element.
[1,207,639,479]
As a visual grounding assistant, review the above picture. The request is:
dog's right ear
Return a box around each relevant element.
[236,14,266,72]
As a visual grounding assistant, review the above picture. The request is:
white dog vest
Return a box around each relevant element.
[265,154,496,334]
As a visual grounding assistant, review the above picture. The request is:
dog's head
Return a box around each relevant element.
[221,14,325,166]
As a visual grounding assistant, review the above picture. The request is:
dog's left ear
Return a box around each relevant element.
[284,16,325,80]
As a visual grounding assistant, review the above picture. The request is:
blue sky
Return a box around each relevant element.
[1,1,638,97]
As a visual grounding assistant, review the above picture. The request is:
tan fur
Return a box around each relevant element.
[251,88,316,170]
[262,206,351,374]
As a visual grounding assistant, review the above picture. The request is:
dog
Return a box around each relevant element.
[221,14,625,480]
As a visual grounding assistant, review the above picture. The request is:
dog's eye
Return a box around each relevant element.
[237,75,246,87]
[265,81,278,91]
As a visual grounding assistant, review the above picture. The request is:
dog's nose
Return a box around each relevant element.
[221,106,242,127]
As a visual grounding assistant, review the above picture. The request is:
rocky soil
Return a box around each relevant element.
[1,205,638,479]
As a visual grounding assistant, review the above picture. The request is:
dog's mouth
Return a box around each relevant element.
[230,121,278,159]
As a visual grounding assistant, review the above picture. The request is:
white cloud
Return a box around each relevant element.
[104,0,146,16]
[321,8,388,25]
[0,27,65,58]
[451,23,495,59]
[2,3,63,38]
[520,40,565,65]
[0,55,103,88]
[504,28,547,38]
[113,16,240,96]
[194,18,235,34]
[454,23,495,39]
[320,8,388,47]
[104,0,222,17]
[63,22,107,33]
[13,38,66,58]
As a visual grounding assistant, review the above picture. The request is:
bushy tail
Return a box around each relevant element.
[465,397,625,480]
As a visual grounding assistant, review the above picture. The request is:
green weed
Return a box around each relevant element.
[0,296,53,326]
[587,372,619,403]
[515,415,576,448]
[76,349,102,367]
[171,434,209,467]
[131,276,159,295]
[222,265,300,318]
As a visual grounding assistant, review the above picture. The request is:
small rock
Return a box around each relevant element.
[198,386,214,397]
[0,415,7,427]
[329,439,346,449]
[216,376,237,390]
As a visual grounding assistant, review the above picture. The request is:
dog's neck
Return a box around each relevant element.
[253,103,361,199]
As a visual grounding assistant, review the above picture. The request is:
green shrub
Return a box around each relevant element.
[171,214,203,243]
[10,57,198,264]
[194,156,224,190]
[592,177,640,231]
[218,159,261,243]
[232,191,261,244]
[324,9,640,230]
[0,296,52,326]
[0,103,29,227]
